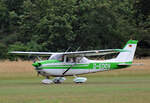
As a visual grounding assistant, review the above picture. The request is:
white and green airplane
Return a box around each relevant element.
[10,40,138,84]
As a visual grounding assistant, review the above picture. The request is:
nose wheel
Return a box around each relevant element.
[41,76,53,84]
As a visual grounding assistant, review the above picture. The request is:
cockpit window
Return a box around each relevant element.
[66,57,89,63]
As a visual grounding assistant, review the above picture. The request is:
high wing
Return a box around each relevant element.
[63,49,128,57]
[9,49,129,57]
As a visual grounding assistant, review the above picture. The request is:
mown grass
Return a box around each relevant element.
[0,59,150,103]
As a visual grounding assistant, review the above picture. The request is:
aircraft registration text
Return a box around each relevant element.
[93,63,110,70]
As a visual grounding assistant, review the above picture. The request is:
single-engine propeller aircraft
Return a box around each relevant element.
[10,40,138,84]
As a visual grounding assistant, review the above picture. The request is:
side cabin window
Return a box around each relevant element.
[66,57,76,63]
[66,57,88,63]
[49,54,89,63]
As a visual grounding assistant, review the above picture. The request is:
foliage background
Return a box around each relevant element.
[0,0,150,59]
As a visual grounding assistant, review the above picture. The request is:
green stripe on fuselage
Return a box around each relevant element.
[38,62,132,70]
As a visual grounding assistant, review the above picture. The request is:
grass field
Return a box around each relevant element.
[0,59,150,103]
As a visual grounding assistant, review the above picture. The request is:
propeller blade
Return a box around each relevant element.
[37,71,40,76]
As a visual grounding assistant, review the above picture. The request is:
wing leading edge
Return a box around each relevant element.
[9,51,59,56]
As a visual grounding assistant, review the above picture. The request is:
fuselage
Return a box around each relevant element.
[32,57,131,77]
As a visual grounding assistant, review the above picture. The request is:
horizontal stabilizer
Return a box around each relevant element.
[118,63,143,66]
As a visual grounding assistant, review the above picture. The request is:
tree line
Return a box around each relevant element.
[0,0,150,59]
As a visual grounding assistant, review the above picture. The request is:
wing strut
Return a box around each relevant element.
[62,63,76,76]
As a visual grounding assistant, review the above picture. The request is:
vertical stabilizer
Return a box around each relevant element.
[115,40,138,62]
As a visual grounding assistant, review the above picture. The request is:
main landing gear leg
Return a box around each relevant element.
[46,76,49,79]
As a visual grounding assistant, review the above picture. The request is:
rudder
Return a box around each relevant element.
[115,40,138,62]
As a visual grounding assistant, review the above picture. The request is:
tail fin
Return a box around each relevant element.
[115,40,138,62]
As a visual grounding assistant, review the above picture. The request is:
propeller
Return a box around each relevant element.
[27,54,41,76]
[37,71,40,76]
[32,61,42,77]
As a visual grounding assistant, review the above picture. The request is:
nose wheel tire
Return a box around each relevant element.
[41,79,53,84]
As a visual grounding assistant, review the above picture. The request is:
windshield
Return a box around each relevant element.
[49,54,63,61]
